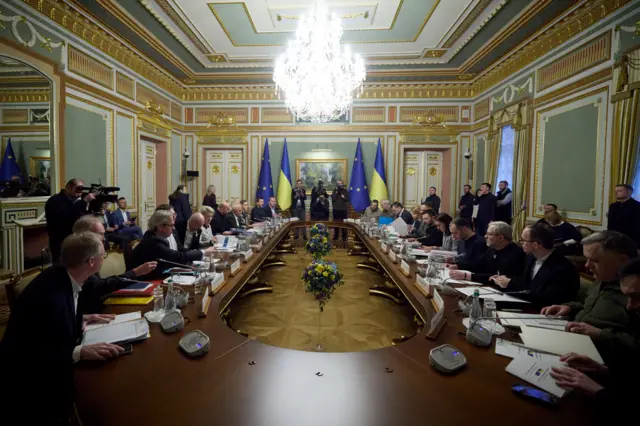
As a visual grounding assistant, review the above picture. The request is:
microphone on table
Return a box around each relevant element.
[120,277,153,285]
[466,316,568,347]
[157,258,198,271]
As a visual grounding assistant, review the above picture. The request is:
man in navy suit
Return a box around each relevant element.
[391,202,413,225]
[0,233,125,424]
[110,197,143,239]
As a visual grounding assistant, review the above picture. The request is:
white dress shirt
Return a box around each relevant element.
[119,208,127,223]
[69,273,83,363]
[199,225,214,247]
[167,233,178,251]
[532,251,553,279]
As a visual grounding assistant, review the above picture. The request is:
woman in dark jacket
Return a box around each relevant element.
[202,185,218,209]
[169,185,192,241]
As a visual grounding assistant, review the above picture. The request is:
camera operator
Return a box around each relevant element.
[45,178,96,262]
[311,193,330,221]
[331,180,349,241]
[311,179,329,205]
[292,179,307,240]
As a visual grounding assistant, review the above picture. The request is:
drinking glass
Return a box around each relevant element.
[483,298,497,318]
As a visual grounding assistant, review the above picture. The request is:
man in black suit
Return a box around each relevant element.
[292,179,307,240]
[459,184,474,220]
[495,180,513,224]
[155,204,183,248]
[449,217,488,271]
[131,210,215,280]
[607,184,640,248]
[184,212,205,250]
[423,187,441,213]
[251,197,269,222]
[492,223,579,308]
[264,196,282,219]
[0,233,125,424]
[311,193,330,220]
[475,182,497,237]
[45,178,96,262]
[449,221,525,283]
[391,201,413,225]
[536,203,558,225]
[417,210,443,247]
[212,202,234,235]
[225,202,246,230]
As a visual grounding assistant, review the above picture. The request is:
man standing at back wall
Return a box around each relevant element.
[607,184,640,249]
[331,179,349,241]
[423,187,441,213]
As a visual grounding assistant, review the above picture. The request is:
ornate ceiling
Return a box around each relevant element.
[71,0,578,85]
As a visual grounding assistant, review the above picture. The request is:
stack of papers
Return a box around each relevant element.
[214,236,238,250]
[518,326,604,364]
[497,311,568,331]
[455,286,531,303]
[495,338,560,362]
[505,354,568,398]
[84,312,142,332]
[83,318,150,345]
[163,275,197,285]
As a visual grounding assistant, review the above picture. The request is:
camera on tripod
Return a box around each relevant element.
[79,183,120,213]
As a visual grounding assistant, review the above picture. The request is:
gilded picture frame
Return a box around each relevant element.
[295,159,348,194]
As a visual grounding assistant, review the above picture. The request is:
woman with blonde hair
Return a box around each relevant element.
[202,185,218,209]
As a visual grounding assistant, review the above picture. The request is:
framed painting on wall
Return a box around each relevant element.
[295,159,348,194]
[29,156,51,180]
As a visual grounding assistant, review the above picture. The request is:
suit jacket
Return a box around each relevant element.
[183,228,203,250]
[459,193,474,219]
[169,193,192,224]
[423,195,441,213]
[469,242,526,283]
[251,205,268,222]
[225,213,245,230]
[311,199,330,220]
[331,187,349,211]
[417,223,443,247]
[456,233,489,271]
[202,193,218,210]
[508,250,580,308]
[475,193,497,235]
[607,198,640,247]
[399,209,413,225]
[264,205,282,219]
[292,188,307,210]
[109,209,132,227]
[212,209,230,235]
[82,270,136,314]
[45,191,89,261]
[131,231,202,280]
[0,265,84,422]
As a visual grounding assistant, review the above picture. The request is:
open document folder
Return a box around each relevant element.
[83,318,150,345]
[518,326,604,364]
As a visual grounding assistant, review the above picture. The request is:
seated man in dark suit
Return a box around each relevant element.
[391,201,413,225]
[449,221,525,283]
[264,196,282,219]
[417,210,443,247]
[0,233,125,425]
[155,204,183,248]
[225,201,247,230]
[131,210,215,280]
[110,197,143,239]
[492,223,579,308]
[99,202,132,251]
[250,197,269,222]
[448,217,488,271]
[212,202,234,235]
[183,212,205,250]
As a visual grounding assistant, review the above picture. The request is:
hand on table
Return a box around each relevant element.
[446,264,459,270]
[132,261,157,277]
[203,247,216,256]
[449,270,469,280]
[559,353,608,375]
[540,304,571,317]
[550,367,604,396]
[80,343,124,361]
[489,275,511,288]
[565,322,602,338]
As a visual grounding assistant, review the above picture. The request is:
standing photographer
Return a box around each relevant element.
[292,179,307,240]
[311,179,329,205]
[331,179,349,241]
[45,178,95,262]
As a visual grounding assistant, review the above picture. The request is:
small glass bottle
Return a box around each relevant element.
[469,289,483,323]
[164,281,177,312]
[152,285,164,312]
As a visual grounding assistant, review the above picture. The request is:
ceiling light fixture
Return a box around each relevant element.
[273,0,366,123]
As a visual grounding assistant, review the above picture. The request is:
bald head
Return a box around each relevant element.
[218,202,231,215]
[188,212,205,231]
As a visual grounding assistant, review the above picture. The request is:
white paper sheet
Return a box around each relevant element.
[455,286,530,303]
[497,311,568,331]
[390,218,408,235]
[495,338,561,362]
[84,312,142,332]
[519,326,604,364]
[83,318,149,345]
[505,355,568,398]
[163,275,197,285]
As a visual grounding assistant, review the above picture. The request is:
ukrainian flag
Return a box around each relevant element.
[277,139,292,210]
[369,138,388,202]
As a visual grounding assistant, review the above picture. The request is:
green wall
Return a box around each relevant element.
[541,104,598,212]
[171,133,182,189]
[266,141,377,194]
[64,104,107,183]
[115,114,133,201]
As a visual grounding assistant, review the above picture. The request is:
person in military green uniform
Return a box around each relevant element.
[541,231,639,365]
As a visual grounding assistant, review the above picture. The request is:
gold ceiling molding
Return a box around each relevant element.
[533,68,612,107]
[422,49,446,58]
[474,0,630,94]
[1,109,29,124]
[441,0,494,48]
[116,72,135,100]
[21,0,183,97]
[68,45,114,90]
[0,89,50,103]
[352,107,386,123]
[399,106,458,122]
[261,107,293,124]
[474,98,490,120]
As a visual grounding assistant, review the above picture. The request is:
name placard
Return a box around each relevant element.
[243,249,253,263]
[433,288,444,312]
[264,235,269,243]
[415,274,431,297]
[400,260,411,276]
[389,250,397,263]
[380,242,388,253]
[199,285,211,318]
[230,259,242,277]
[368,230,373,238]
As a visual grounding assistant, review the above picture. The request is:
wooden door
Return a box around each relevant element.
[139,140,157,231]
[204,149,243,203]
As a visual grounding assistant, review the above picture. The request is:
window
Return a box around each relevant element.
[496,125,515,188]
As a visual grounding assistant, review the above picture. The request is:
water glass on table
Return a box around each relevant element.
[483,298,497,319]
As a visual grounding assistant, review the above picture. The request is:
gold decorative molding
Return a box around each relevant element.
[399,106,458,123]
[534,68,612,107]
[196,108,248,124]
[144,0,211,55]
[1,109,29,124]
[170,102,182,122]
[261,107,293,124]
[115,72,135,100]
[68,45,114,90]
[423,49,446,58]
[537,32,611,91]
[352,107,386,123]
[0,89,50,103]
[136,84,170,112]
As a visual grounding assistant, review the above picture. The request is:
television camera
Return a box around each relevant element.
[79,183,120,213]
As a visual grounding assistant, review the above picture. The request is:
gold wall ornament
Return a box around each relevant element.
[146,160,153,170]
[412,115,447,128]
[212,165,221,175]
[206,113,237,129]
[231,165,240,174]
[406,168,416,176]
[429,167,437,177]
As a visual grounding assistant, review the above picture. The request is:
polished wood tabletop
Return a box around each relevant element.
[75,222,593,426]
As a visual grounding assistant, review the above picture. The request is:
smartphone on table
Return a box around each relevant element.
[512,384,558,407]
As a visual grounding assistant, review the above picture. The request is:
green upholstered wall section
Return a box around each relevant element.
[541,104,598,213]
[115,114,134,204]
[171,133,182,190]
[64,104,108,183]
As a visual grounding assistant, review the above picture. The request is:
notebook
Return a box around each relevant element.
[83,318,149,345]
[518,326,604,364]
[84,312,142,332]
[103,296,154,306]
[111,282,158,297]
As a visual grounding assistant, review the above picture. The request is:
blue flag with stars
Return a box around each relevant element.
[0,139,22,182]
[348,139,370,212]
[256,138,274,202]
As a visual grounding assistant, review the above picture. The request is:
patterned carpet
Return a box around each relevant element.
[227,247,418,352]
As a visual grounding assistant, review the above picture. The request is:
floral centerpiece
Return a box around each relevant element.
[301,260,344,312]
[309,223,329,237]
[305,233,332,260]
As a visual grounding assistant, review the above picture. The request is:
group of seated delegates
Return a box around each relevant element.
[0,221,158,424]
[250,196,282,222]
[362,199,394,220]
[99,197,144,251]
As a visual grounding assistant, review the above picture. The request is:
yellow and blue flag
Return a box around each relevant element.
[369,138,388,202]
[256,139,274,202]
[0,139,22,182]
[348,139,370,212]
[277,139,292,210]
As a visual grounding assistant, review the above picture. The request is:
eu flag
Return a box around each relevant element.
[348,139,370,212]
[0,139,22,182]
[276,139,292,210]
[256,138,274,202]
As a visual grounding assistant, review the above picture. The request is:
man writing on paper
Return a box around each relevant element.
[490,223,579,308]
[541,231,639,364]
[72,215,157,313]
[448,218,488,272]
[0,233,125,425]
[448,221,525,283]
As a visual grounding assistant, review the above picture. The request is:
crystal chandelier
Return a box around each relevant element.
[273,0,366,123]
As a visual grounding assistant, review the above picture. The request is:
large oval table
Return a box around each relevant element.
[75,222,592,426]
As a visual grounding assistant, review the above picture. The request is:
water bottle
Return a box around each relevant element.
[152,285,164,312]
[164,281,177,312]
[469,289,483,323]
